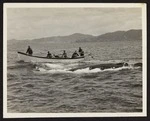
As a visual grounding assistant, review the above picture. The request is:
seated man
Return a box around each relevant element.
[26,46,33,55]
[53,54,59,58]
[78,47,84,56]
[80,50,84,56]
[72,51,79,58]
[62,50,67,58]
[47,51,52,58]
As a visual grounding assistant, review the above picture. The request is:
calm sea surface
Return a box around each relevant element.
[7,40,142,113]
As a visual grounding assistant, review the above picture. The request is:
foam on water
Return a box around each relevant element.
[45,63,64,69]
[35,67,101,74]
[36,67,70,73]
[34,63,140,74]
[73,67,101,73]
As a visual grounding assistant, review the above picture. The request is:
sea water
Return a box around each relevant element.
[7,40,142,113]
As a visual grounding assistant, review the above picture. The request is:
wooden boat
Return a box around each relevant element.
[17,51,84,63]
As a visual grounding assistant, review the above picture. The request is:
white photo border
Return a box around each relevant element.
[3,3,147,118]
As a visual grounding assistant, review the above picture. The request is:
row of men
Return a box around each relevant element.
[26,46,84,58]
[47,47,84,58]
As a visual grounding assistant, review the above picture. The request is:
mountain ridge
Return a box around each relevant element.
[9,29,142,42]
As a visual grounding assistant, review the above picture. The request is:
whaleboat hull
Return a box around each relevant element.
[17,51,84,63]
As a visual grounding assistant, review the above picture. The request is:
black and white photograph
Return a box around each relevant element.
[3,3,147,118]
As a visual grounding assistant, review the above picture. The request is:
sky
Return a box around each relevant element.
[7,7,142,40]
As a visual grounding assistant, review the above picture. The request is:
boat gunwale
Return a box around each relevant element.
[17,51,84,60]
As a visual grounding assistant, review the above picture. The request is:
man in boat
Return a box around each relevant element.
[53,54,60,58]
[72,51,79,58]
[26,46,33,55]
[47,51,52,58]
[62,50,67,58]
[78,47,84,56]
[80,50,84,56]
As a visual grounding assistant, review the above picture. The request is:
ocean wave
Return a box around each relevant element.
[8,62,36,70]
[12,60,142,74]
[34,65,141,74]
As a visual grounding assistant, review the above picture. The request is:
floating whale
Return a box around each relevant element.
[69,62,129,71]
[133,63,142,67]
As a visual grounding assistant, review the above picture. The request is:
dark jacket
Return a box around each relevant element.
[72,51,79,58]
[26,47,33,55]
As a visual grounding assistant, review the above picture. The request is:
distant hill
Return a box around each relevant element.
[9,29,142,43]
[76,29,142,42]
[98,29,142,41]
[32,33,94,43]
